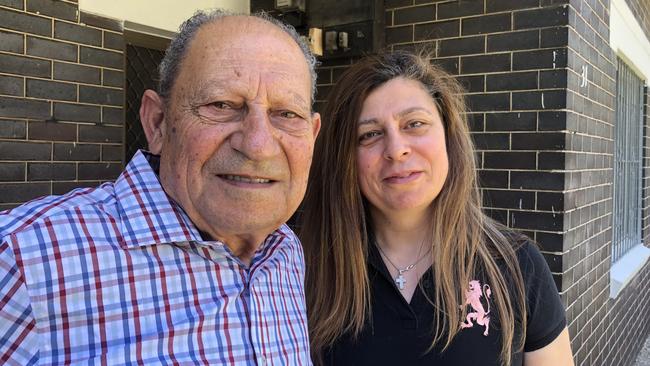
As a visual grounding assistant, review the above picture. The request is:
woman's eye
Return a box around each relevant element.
[406,120,424,129]
[359,130,382,143]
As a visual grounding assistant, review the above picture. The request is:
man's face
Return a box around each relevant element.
[151,18,320,244]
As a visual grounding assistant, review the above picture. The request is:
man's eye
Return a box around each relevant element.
[280,111,298,119]
[211,101,232,109]
[195,101,242,123]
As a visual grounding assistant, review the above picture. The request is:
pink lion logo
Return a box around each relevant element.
[460,280,491,336]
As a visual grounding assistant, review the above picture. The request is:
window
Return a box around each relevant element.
[612,58,645,263]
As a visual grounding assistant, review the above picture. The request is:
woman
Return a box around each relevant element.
[299,51,574,366]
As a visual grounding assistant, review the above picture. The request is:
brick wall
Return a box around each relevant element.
[641,88,650,243]
[312,1,650,365]
[625,0,650,42]
[0,0,124,211]
[562,1,618,364]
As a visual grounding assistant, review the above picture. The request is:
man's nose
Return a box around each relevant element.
[383,131,411,161]
[231,107,281,160]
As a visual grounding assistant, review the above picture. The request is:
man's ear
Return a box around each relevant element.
[311,112,321,139]
[139,89,167,154]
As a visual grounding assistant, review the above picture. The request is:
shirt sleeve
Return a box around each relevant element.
[517,241,567,352]
[0,239,39,364]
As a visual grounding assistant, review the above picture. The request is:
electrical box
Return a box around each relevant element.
[308,0,384,59]
[250,0,384,60]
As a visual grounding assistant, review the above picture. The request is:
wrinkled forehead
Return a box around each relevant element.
[191,18,307,73]
[175,17,311,96]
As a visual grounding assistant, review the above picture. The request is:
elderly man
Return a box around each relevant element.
[0,10,320,365]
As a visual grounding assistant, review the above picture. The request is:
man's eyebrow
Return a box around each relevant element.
[289,92,309,110]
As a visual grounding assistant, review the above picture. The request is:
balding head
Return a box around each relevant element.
[158,9,317,108]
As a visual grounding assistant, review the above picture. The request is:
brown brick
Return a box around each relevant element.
[0,96,50,119]
[484,189,536,209]
[486,71,538,91]
[54,20,102,46]
[462,13,511,36]
[0,30,24,53]
[484,152,537,169]
[79,85,123,106]
[78,162,121,180]
[28,120,77,141]
[487,30,539,52]
[394,4,435,25]
[102,107,123,125]
[102,69,124,88]
[53,102,101,123]
[386,25,413,44]
[414,19,459,40]
[27,0,77,22]
[0,119,26,139]
[514,6,569,30]
[0,0,23,9]
[54,62,101,85]
[26,79,77,102]
[438,0,484,19]
[103,31,124,51]
[27,36,78,62]
[486,0,538,12]
[80,46,123,69]
[0,75,24,97]
[0,162,25,181]
[78,125,122,143]
[79,11,122,32]
[27,162,76,181]
[0,140,51,160]
[0,53,51,78]
[101,145,122,161]
[53,142,100,161]
[461,53,511,74]
[438,36,485,56]
[0,7,51,36]
[0,182,50,203]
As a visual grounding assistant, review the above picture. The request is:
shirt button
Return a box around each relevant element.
[259,356,267,366]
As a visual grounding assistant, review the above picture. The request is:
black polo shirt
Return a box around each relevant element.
[323,240,566,365]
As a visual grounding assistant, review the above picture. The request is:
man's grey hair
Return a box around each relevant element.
[158,9,318,108]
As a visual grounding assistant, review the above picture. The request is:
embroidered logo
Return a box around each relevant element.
[460,280,491,336]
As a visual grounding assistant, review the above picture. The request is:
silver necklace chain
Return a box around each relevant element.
[375,238,430,291]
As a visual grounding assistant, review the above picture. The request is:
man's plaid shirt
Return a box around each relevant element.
[0,150,310,365]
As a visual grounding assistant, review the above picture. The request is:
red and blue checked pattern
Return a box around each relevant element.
[0,150,310,365]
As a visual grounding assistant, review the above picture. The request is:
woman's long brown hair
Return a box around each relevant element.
[299,51,527,366]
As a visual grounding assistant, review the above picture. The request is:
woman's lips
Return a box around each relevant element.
[383,171,423,184]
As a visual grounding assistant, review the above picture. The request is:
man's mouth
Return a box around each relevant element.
[219,174,273,184]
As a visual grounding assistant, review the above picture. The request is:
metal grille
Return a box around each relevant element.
[612,58,645,263]
[125,44,165,162]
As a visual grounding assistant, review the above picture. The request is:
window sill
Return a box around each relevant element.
[609,243,650,298]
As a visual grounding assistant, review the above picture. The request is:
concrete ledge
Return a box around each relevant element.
[610,244,650,298]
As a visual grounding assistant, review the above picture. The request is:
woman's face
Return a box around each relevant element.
[356,77,449,217]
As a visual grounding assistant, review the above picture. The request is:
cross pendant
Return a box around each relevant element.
[395,273,406,290]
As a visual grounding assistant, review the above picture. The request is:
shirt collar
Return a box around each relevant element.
[114,150,202,249]
[114,150,294,253]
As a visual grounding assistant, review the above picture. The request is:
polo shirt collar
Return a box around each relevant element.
[114,150,202,249]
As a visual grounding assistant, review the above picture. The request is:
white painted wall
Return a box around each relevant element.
[610,0,650,81]
[79,0,249,33]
